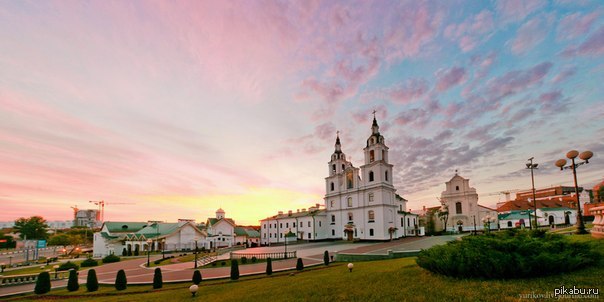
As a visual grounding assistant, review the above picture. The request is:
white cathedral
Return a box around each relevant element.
[260,116,420,243]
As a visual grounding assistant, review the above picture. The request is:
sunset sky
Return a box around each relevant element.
[1,1,603,225]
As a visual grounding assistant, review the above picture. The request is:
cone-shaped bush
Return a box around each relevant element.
[296,258,304,271]
[153,268,163,289]
[34,271,51,294]
[67,269,79,292]
[192,270,202,285]
[266,257,273,276]
[86,269,99,292]
[115,269,127,290]
[324,251,330,266]
[230,259,239,280]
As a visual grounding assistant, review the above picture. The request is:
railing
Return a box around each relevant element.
[229,251,296,260]
[195,252,218,267]
[0,271,69,287]
[590,206,604,238]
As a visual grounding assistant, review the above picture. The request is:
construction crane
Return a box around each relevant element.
[89,200,135,222]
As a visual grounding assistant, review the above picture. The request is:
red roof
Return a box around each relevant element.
[497,198,576,212]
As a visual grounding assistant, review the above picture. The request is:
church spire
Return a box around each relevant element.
[371,110,379,134]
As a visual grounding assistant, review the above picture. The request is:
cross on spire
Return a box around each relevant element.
[372,110,376,118]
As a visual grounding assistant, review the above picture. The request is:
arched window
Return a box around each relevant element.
[368,210,375,222]
[347,197,353,207]
[456,202,462,214]
[332,164,336,173]
[331,215,335,223]
[385,171,388,181]
[369,229,374,236]
[370,150,375,162]
[507,221,512,227]
[346,171,353,189]
[342,164,345,171]
[382,150,385,161]
[456,185,459,191]
[369,171,374,182]
[330,182,334,191]
[331,229,335,236]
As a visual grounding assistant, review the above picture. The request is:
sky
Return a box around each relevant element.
[1,0,604,226]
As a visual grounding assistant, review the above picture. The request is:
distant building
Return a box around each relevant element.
[74,209,100,228]
[440,174,498,232]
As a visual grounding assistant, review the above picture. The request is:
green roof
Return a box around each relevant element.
[100,232,118,239]
[104,222,148,233]
[136,223,180,238]
[499,210,540,220]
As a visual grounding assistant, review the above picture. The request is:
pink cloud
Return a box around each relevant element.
[496,0,546,24]
[557,10,602,41]
[388,78,430,104]
[551,66,577,83]
[484,61,553,101]
[563,25,604,57]
[435,67,467,92]
[509,15,551,54]
[444,10,494,52]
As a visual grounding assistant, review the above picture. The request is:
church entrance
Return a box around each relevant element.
[564,212,570,225]
[549,215,555,226]
[344,229,353,241]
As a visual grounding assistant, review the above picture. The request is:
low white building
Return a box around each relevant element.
[260,205,329,245]
[93,219,206,257]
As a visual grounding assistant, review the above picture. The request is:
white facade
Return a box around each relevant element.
[261,116,420,243]
[538,208,577,226]
[441,174,498,232]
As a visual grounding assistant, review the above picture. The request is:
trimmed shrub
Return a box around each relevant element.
[58,261,79,271]
[251,256,257,263]
[34,271,51,294]
[230,259,239,280]
[86,269,99,292]
[241,257,247,264]
[102,254,120,263]
[266,257,272,276]
[192,270,202,285]
[416,230,598,279]
[154,259,162,265]
[67,269,79,292]
[122,248,127,256]
[323,251,330,266]
[80,258,98,267]
[296,258,304,271]
[153,268,162,289]
[115,269,127,290]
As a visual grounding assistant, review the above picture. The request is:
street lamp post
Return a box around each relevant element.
[473,216,477,235]
[555,150,594,235]
[526,158,539,229]
[146,239,153,267]
[194,240,198,269]
[162,239,166,260]
[284,232,288,259]
[53,265,59,279]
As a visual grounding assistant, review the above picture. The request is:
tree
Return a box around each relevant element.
[437,205,449,234]
[34,271,51,294]
[230,259,239,280]
[323,250,330,266]
[153,268,163,289]
[0,233,16,249]
[266,257,273,275]
[115,269,127,290]
[86,269,99,292]
[47,234,72,246]
[296,258,304,271]
[67,269,79,292]
[192,270,202,285]
[14,216,49,240]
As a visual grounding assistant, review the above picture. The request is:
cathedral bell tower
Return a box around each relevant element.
[326,132,348,194]
[361,114,393,186]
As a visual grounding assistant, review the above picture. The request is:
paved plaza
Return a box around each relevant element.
[0,235,460,297]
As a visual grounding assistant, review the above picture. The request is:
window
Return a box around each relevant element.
[407,218,410,227]
[280,233,283,238]
[331,215,335,223]
[347,197,353,207]
[369,229,374,236]
[264,234,266,238]
[382,150,385,161]
[280,223,283,228]
[369,193,374,202]
[293,222,296,227]
[346,171,353,189]
[348,212,353,222]
[270,233,272,238]
[332,229,335,236]
[456,185,459,191]
[319,221,322,227]
[332,164,336,173]
[370,150,375,162]
[308,233,311,239]
[369,171,374,182]
[330,182,334,191]
[456,202,462,214]
[286,223,289,228]
[342,164,345,171]
[507,221,512,227]
[308,221,311,227]
[263,224,266,229]
[385,171,388,181]
[401,218,404,227]
[368,210,375,222]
